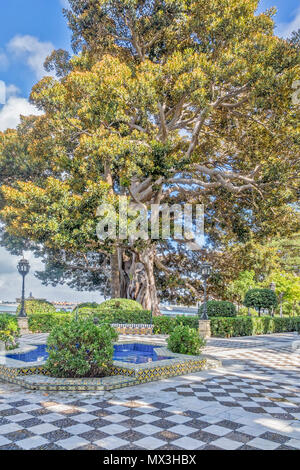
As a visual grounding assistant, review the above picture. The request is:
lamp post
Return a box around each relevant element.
[269,282,276,317]
[270,282,276,292]
[17,258,30,317]
[200,263,212,320]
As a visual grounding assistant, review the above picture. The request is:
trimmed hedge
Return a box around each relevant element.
[28,310,152,333]
[153,315,300,337]
[99,298,143,311]
[27,311,300,338]
[80,309,152,324]
[153,315,198,334]
[210,316,300,337]
[199,300,237,318]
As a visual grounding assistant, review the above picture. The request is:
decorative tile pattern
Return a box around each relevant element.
[0,332,299,450]
[111,324,154,335]
[0,338,218,391]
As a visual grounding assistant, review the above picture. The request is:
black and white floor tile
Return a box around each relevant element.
[0,333,299,450]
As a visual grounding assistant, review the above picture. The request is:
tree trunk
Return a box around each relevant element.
[115,245,160,315]
[110,251,120,298]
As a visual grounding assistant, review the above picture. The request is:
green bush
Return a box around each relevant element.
[244,288,277,315]
[80,309,151,324]
[74,302,99,310]
[17,299,56,315]
[168,324,205,355]
[0,314,20,349]
[46,319,118,378]
[199,300,237,317]
[153,315,198,334]
[210,316,300,337]
[28,309,152,333]
[28,313,71,333]
[99,298,143,311]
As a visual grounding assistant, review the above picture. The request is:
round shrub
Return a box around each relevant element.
[46,319,118,378]
[244,288,277,315]
[74,302,99,310]
[198,300,237,318]
[167,324,206,355]
[99,298,143,311]
[17,299,56,315]
[79,309,151,324]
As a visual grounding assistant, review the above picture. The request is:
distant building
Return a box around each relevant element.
[16,292,46,303]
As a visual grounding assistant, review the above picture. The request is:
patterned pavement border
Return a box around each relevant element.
[0,332,299,450]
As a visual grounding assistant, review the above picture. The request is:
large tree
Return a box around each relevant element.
[0,0,299,313]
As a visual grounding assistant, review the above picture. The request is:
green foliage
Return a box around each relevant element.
[0,314,20,349]
[99,299,143,311]
[244,288,278,314]
[46,319,118,378]
[75,302,99,310]
[153,315,198,334]
[168,324,205,355]
[268,233,300,275]
[237,306,258,316]
[279,301,300,317]
[28,313,71,333]
[79,309,151,324]
[27,310,300,340]
[1,0,299,313]
[199,300,237,318]
[155,314,300,338]
[28,309,151,333]
[265,271,300,304]
[210,316,300,337]
[226,270,256,304]
[16,299,56,315]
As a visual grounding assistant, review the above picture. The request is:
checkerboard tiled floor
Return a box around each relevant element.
[0,332,299,450]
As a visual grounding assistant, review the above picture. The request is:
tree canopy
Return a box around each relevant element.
[0,0,299,313]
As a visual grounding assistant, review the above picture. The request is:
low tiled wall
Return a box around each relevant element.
[0,340,220,392]
[111,323,154,335]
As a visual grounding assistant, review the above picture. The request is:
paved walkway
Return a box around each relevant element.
[0,333,299,450]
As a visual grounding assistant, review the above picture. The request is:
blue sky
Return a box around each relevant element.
[0,0,299,302]
[0,0,299,107]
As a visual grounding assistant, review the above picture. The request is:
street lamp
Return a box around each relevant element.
[200,263,212,320]
[269,282,276,317]
[17,258,30,318]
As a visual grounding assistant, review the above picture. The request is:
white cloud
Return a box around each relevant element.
[0,247,103,303]
[276,8,300,39]
[7,35,54,80]
[5,84,20,98]
[0,94,42,132]
[0,51,8,70]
